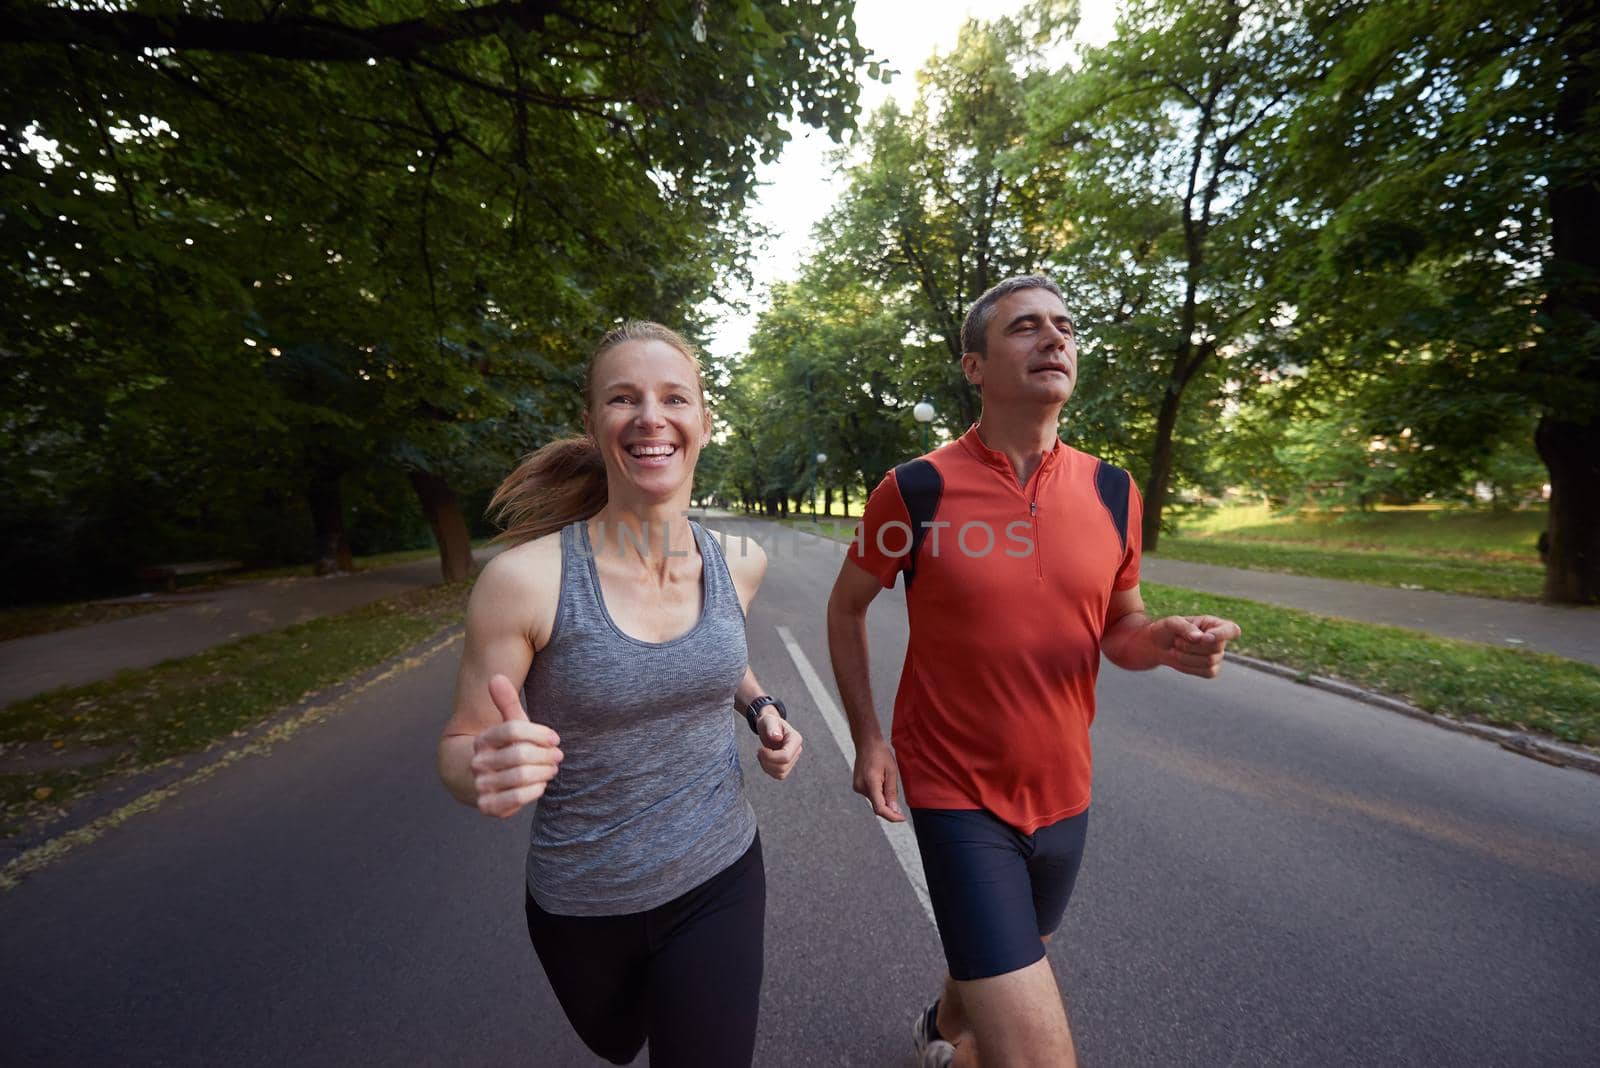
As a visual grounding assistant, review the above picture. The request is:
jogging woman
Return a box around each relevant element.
[438,320,801,1067]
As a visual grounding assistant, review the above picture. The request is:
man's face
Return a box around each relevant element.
[962,288,1078,409]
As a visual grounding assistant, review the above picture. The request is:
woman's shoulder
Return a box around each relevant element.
[712,525,766,604]
[471,531,566,611]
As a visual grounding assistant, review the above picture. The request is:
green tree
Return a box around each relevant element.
[811,9,1073,432]
[1023,0,1325,547]
[3,1,868,591]
[1274,0,1598,602]
[740,275,924,496]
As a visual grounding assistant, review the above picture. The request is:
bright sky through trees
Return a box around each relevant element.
[707,0,1121,359]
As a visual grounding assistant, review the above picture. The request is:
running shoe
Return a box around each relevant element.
[912,1000,955,1068]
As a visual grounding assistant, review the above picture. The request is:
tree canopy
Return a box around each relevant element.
[2,0,868,596]
[724,0,1596,602]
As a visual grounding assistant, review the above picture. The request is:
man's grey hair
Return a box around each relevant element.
[960,274,1068,356]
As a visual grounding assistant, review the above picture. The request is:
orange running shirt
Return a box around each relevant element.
[850,427,1142,834]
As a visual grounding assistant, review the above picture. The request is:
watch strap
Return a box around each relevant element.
[744,695,786,734]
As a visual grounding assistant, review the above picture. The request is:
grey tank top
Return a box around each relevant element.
[522,519,756,915]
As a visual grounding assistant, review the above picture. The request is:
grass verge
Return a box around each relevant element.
[0,600,174,643]
[221,543,482,586]
[1151,538,1546,600]
[0,580,469,839]
[1143,583,1600,747]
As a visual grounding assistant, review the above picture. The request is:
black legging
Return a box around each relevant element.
[524,835,766,1067]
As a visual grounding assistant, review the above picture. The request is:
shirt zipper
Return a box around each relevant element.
[1030,498,1042,580]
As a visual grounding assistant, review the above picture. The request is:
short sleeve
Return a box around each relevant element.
[1113,480,1143,590]
[850,470,915,589]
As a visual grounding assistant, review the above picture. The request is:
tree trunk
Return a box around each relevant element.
[1535,1,1600,604]
[823,487,834,516]
[1536,416,1599,603]
[1140,384,1185,551]
[408,469,473,582]
[307,465,352,575]
[842,483,851,514]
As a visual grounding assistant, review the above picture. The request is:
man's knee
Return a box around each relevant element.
[953,957,1076,1068]
[957,955,1063,1010]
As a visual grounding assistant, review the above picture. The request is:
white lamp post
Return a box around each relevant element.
[814,452,827,516]
[913,399,935,453]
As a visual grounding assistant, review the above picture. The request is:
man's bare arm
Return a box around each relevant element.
[826,557,904,821]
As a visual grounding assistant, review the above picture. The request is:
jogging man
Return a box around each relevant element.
[826,274,1241,1067]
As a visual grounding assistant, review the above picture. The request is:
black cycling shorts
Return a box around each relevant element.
[524,834,765,1067]
[910,808,1089,981]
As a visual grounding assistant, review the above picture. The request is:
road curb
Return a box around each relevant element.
[1225,651,1600,776]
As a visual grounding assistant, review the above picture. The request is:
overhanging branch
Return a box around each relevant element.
[2,1,565,61]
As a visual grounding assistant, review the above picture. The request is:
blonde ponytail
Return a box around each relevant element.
[488,437,608,545]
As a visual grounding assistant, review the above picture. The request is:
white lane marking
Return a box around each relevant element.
[775,624,935,927]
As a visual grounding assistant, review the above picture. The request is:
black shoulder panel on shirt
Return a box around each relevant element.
[1094,460,1131,552]
[894,458,943,587]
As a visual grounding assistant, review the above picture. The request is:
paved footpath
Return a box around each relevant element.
[2,542,1593,710]
[1142,557,1600,668]
[0,550,493,708]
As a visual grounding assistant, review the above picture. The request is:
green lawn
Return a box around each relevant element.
[1155,503,1549,600]
[1175,502,1545,559]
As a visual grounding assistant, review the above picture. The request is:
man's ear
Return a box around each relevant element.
[961,351,984,387]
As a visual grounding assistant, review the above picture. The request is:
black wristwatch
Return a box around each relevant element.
[743,695,787,735]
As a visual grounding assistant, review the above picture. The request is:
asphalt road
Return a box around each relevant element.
[2,518,1596,1066]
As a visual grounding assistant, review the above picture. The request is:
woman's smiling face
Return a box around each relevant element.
[585,338,711,501]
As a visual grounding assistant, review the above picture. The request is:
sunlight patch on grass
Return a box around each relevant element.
[1151,539,1545,600]
[1175,502,1545,560]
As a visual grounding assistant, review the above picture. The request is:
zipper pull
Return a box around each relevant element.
[1030,501,1037,517]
